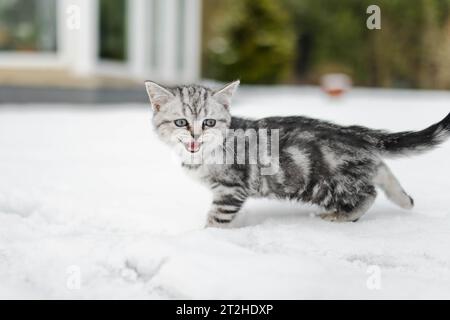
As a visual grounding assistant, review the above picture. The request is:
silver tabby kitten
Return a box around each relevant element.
[145,80,450,228]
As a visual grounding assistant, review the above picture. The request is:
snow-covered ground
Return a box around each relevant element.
[0,87,449,299]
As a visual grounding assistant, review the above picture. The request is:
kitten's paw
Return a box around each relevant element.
[205,216,233,229]
[319,212,359,222]
[398,192,414,210]
[319,212,340,222]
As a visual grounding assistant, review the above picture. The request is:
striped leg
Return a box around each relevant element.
[205,187,247,228]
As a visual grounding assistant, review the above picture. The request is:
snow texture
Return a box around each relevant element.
[0,87,449,299]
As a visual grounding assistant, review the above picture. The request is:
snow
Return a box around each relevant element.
[0,87,449,299]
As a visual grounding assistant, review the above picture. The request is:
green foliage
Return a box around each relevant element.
[204,0,450,89]
[283,0,450,88]
[204,0,296,84]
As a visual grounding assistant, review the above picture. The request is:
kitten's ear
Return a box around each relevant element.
[212,80,240,109]
[144,80,175,112]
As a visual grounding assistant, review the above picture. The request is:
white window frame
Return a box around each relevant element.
[0,0,201,82]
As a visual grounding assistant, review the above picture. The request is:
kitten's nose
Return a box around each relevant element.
[190,124,202,140]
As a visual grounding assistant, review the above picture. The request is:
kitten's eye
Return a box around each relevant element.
[203,119,216,128]
[174,119,188,127]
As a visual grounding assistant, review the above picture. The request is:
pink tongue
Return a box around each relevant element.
[188,141,199,152]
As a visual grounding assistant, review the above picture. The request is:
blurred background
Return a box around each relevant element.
[0,0,450,103]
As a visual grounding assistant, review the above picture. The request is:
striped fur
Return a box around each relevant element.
[145,81,450,227]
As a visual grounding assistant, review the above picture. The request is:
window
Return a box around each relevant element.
[99,0,127,61]
[0,0,57,52]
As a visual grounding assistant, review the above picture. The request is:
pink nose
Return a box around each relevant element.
[189,128,201,139]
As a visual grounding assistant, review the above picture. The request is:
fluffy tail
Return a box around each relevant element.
[375,112,450,157]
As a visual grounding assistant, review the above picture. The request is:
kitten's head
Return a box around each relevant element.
[145,81,239,160]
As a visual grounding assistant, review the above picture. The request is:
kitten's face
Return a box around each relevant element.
[145,81,239,161]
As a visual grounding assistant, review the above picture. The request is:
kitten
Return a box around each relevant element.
[145,80,450,228]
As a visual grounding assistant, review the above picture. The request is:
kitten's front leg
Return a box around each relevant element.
[205,188,247,228]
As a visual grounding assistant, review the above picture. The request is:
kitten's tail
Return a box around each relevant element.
[375,112,450,157]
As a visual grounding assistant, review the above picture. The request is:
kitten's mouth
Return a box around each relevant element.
[184,141,202,153]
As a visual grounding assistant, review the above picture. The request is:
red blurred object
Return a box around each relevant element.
[320,73,352,98]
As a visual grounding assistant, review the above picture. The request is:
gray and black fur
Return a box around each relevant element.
[145,80,450,227]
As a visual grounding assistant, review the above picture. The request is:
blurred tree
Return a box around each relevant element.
[203,0,296,84]
[203,0,450,89]
[282,0,450,88]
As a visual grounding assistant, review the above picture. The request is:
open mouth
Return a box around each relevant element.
[184,141,202,153]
